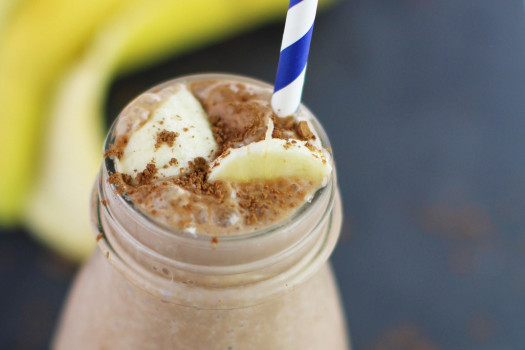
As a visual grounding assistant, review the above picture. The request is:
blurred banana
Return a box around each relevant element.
[0,0,18,36]
[24,53,109,261]
[0,0,129,224]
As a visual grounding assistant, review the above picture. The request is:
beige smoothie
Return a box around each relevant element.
[53,74,349,349]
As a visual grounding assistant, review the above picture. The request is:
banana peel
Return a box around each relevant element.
[22,0,334,261]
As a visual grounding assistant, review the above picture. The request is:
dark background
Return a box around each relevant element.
[2,0,525,348]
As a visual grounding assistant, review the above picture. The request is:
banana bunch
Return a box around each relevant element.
[0,0,332,262]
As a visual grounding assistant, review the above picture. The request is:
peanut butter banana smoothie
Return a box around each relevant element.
[53,74,349,349]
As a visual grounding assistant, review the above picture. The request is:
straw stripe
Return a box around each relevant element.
[280,0,317,50]
[272,0,318,117]
[273,25,313,92]
[272,67,307,118]
[288,0,303,9]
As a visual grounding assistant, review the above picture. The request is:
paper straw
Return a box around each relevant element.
[271,0,318,117]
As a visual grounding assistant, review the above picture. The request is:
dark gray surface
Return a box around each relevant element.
[2,0,525,348]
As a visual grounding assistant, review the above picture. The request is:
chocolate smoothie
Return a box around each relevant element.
[52,74,349,349]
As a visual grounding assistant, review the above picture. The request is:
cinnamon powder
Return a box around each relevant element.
[155,130,179,149]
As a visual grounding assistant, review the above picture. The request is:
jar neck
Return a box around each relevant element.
[93,165,341,308]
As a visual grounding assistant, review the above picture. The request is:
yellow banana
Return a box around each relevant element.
[113,0,289,73]
[0,0,129,224]
[24,50,111,261]
[0,0,19,35]
[0,0,21,26]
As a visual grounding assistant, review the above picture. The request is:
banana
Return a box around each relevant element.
[0,0,19,36]
[0,0,21,27]
[208,138,332,187]
[115,85,219,181]
[113,0,290,74]
[0,0,129,224]
[24,53,110,261]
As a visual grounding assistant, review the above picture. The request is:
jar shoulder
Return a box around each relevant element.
[53,250,349,350]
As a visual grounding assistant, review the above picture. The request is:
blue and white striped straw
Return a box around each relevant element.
[271,0,318,118]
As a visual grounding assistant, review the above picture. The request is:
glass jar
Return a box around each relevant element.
[52,74,350,349]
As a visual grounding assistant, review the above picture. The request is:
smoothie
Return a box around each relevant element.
[105,77,332,235]
[52,74,349,349]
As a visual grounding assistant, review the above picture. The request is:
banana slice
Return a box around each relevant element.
[208,138,332,186]
[115,85,218,180]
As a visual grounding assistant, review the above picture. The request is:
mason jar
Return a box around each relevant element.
[52,74,350,350]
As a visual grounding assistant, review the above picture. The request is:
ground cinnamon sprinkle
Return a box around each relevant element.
[272,115,295,130]
[122,173,133,185]
[304,142,318,153]
[155,130,179,149]
[104,135,129,160]
[136,162,158,185]
[209,111,267,155]
[234,179,306,226]
[103,145,122,159]
[296,121,315,140]
[283,140,294,150]
[108,173,127,194]
[271,115,297,139]
[174,157,229,200]
[188,157,208,172]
